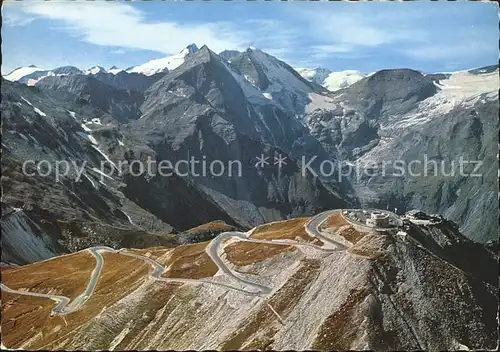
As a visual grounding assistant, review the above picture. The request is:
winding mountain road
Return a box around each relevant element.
[0,283,70,316]
[56,246,113,315]
[1,209,348,316]
[305,210,349,250]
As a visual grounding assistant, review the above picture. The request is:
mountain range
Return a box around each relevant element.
[1,44,498,267]
[4,44,365,92]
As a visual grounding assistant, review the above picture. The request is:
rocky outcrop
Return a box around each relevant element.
[1,203,62,265]
[340,69,438,119]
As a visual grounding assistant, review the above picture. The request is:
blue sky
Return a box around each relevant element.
[2,0,498,74]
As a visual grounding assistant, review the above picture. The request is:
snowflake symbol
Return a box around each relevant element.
[255,154,270,168]
[274,154,287,168]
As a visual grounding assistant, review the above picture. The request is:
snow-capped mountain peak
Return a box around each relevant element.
[4,65,45,82]
[107,66,123,75]
[323,70,365,91]
[4,66,84,86]
[86,66,107,75]
[296,67,366,92]
[126,44,200,76]
[181,43,199,56]
[295,67,332,86]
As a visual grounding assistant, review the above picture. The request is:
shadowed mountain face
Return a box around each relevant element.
[1,47,498,266]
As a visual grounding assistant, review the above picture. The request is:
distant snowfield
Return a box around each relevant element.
[33,107,47,117]
[357,68,499,163]
[108,67,123,75]
[436,69,499,100]
[295,67,331,86]
[391,68,499,130]
[295,67,365,92]
[323,70,365,91]
[300,68,498,117]
[127,45,198,76]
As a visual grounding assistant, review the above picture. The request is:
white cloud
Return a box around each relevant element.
[307,9,429,48]
[290,5,496,69]
[13,1,247,54]
[218,19,304,62]
[307,45,354,60]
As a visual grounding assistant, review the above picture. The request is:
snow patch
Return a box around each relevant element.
[87,134,99,145]
[296,68,365,92]
[243,75,256,85]
[28,134,39,145]
[81,124,92,132]
[33,107,47,117]
[122,211,136,226]
[92,146,119,171]
[21,97,33,106]
[76,131,98,145]
[17,133,29,141]
[91,167,114,180]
